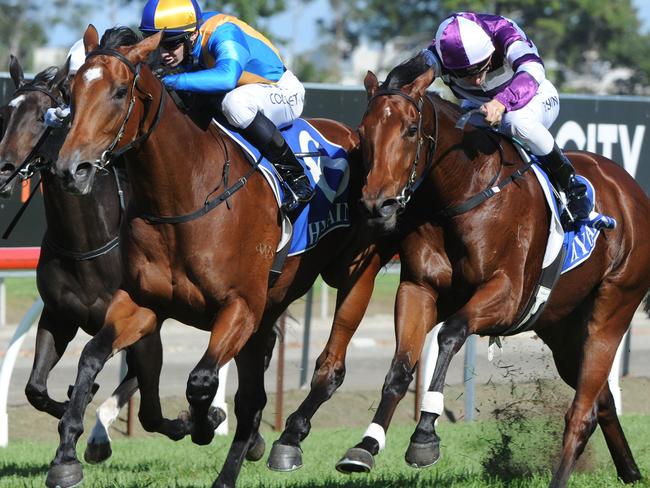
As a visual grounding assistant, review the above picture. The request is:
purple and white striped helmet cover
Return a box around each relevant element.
[435,14,495,70]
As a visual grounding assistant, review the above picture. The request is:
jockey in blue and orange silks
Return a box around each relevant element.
[421,12,592,221]
[140,0,313,211]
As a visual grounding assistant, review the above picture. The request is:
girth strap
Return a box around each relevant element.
[437,162,532,219]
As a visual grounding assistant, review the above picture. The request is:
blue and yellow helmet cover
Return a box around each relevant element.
[140,0,203,35]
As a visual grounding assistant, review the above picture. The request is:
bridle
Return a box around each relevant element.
[83,48,165,169]
[0,84,66,190]
[366,88,438,209]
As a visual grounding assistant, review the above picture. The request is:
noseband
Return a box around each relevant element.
[367,88,438,208]
[84,48,165,169]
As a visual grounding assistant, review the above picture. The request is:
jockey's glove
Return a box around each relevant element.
[44,106,71,128]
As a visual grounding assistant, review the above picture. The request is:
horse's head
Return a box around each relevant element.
[0,56,67,197]
[55,25,163,194]
[358,56,436,233]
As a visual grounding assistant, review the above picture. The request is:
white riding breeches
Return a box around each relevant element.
[463,79,560,155]
[221,70,305,129]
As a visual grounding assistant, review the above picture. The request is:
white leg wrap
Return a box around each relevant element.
[89,395,120,443]
[421,391,444,415]
[363,423,386,451]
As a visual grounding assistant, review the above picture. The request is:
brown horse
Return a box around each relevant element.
[0,50,144,464]
[45,25,400,488]
[356,54,650,487]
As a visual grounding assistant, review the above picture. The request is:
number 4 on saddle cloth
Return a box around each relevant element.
[215,118,351,257]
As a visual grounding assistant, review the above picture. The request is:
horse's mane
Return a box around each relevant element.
[99,26,142,49]
[24,66,59,89]
[381,53,462,121]
[381,53,431,90]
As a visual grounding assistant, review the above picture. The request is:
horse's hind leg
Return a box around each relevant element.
[268,252,382,472]
[548,285,644,488]
[46,290,158,488]
[25,309,79,419]
[336,280,436,474]
[214,328,270,488]
[539,319,641,485]
[596,385,641,482]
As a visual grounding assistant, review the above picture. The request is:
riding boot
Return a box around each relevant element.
[537,144,592,221]
[241,112,314,211]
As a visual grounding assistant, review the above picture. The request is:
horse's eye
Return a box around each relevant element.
[406,125,418,137]
[114,87,128,100]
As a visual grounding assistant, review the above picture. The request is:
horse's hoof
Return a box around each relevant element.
[267,441,303,471]
[84,441,112,464]
[245,433,266,462]
[191,428,215,446]
[208,406,227,429]
[190,406,225,446]
[405,440,440,468]
[335,447,374,474]
[46,462,83,488]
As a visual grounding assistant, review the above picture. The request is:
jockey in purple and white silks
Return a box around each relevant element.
[421,12,592,221]
[140,0,312,211]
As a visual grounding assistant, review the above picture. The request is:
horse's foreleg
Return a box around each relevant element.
[84,362,138,464]
[213,328,270,488]
[550,286,642,488]
[407,276,512,469]
[25,310,79,419]
[337,280,436,474]
[187,296,258,449]
[46,290,158,488]
[268,253,381,472]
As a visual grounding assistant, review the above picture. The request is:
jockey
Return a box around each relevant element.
[421,12,592,221]
[139,0,313,211]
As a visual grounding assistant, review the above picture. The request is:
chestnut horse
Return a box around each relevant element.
[0,51,143,464]
[356,54,650,487]
[44,25,402,488]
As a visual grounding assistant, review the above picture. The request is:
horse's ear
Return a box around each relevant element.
[9,55,25,89]
[128,31,163,65]
[404,68,435,98]
[51,57,72,103]
[364,71,379,100]
[83,24,100,53]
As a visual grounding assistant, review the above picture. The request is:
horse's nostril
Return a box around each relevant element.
[75,162,93,179]
[1,163,16,173]
[379,199,399,218]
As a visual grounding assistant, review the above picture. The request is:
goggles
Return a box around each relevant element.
[448,57,492,79]
[159,33,190,51]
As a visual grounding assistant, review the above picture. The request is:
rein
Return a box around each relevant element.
[368,88,438,209]
[86,47,255,225]
[368,89,533,219]
[1,84,63,238]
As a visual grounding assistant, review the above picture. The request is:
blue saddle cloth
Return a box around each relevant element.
[530,158,616,274]
[215,118,351,256]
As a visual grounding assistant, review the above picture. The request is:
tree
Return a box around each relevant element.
[316,0,650,93]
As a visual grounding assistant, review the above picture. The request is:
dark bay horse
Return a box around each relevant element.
[45,25,401,488]
[356,55,650,487]
[0,52,143,464]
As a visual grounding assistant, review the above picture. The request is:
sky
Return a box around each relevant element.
[50,0,650,53]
